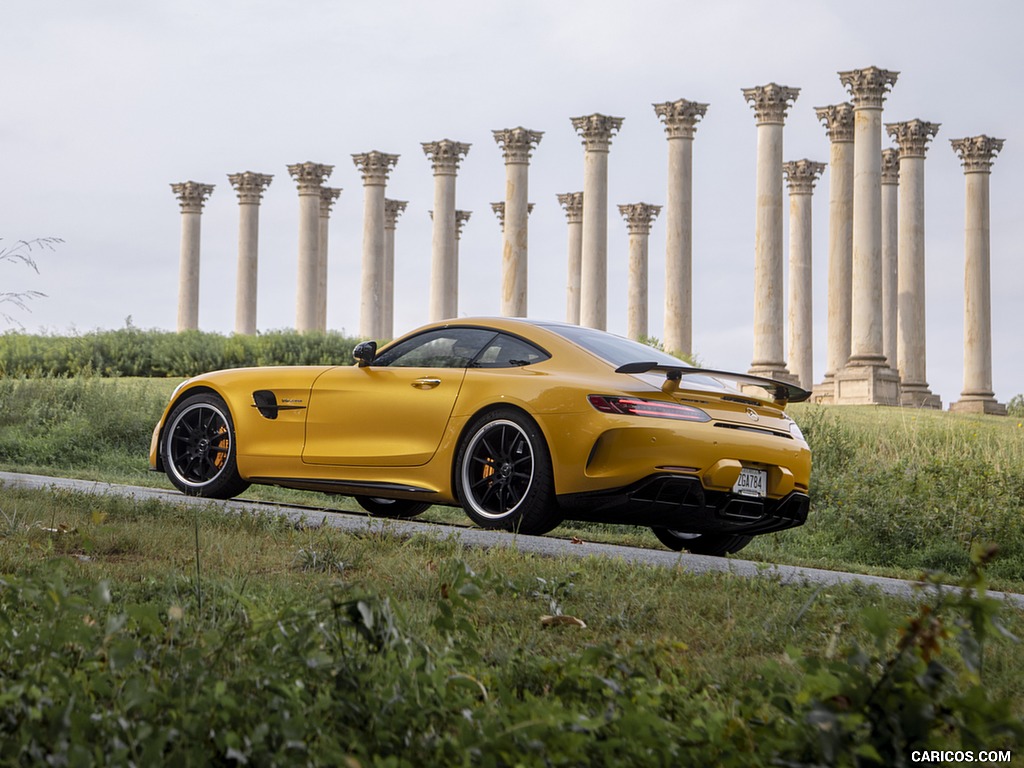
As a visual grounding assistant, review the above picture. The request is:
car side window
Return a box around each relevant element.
[473,334,550,368]
[373,328,496,368]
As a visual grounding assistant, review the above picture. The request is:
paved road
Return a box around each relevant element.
[2,470,1021,609]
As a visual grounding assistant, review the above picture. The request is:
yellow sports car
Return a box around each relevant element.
[150,318,811,555]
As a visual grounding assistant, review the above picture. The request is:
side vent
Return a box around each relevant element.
[253,390,279,420]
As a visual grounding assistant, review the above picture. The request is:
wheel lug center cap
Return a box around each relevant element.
[500,462,512,478]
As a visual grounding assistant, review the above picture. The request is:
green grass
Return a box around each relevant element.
[0,485,1022,764]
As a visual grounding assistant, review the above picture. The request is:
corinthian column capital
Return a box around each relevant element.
[287,162,333,195]
[228,172,273,204]
[742,83,800,125]
[782,160,826,194]
[492,127,543,164]
[886,119,940,158]
[352,151,399,185]
[653,99,708,139]
[557,192,583,224]
[384,199,408,229]
[950,135,1005,173]
[571,113,624,151]
[881,149,901,184]
[319,187,342,217]
[455,210,472,239]
[618,203,661,235]
[814,103,855,143]
[422,140,470,175]
[171,181,215,213]
[838,66,899,109]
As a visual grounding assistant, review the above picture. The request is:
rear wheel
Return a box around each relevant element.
[163,393,249,499]
[651,528,752,557]
[455,408,561,535]
[355,497,431,518]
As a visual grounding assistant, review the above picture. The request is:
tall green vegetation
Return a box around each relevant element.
[0,327,359,377]
[0,488,1020,766]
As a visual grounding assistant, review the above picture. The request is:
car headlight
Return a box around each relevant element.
[588,395,710,423]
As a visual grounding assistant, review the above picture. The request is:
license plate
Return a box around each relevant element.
[733,468,767,498]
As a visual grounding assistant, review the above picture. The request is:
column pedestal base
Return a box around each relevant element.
[834,362,901,406]
[811,374,836,404]
[900,383,942,409]
[748,363,798,386]
[949,396,1007,416]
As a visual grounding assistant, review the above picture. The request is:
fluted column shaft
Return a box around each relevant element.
[888,119,941,407]
[784,161,825,390]
[424,140,470,322]
[573,114,623,330]
[558,193,584,324]
[353,152,398,338]
[383,199,407,340]
[619,203,661,341]
[495,128,542,317]
[815,104,854,391]
[171,181,214,332]
[880,150,899,372]
[743,84,798,379]
[655,99,707,357]
[288,163,332,333]
[950,136,1005,414]
[228,172,272,335]
[317,187,341,332]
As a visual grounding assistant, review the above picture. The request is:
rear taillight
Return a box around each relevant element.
[587,395,710,422]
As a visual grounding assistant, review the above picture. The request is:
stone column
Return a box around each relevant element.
[834,67,901,405]
[287,162,333,333]
[742,83,799,382]
[317,186,342,332]
[782,160,825,390]
[880,149,900,374]
[423,140,470,322]
[493,127,543,317]
[454,210,471,305]
[654,98,707,358]
[950,136,1006,415]
[572,113,624,330]
[557,192,584,324]
[812,103,854,402]
[618,203,661,341]
[888,119,942,408]
[352,151,399,338]
[383,199,407,340]
[170,181,214,332]
[227,172,272,335]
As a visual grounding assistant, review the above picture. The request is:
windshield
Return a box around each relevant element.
[543,324,686,368]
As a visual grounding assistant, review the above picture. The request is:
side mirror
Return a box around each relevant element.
[353,340,377,367]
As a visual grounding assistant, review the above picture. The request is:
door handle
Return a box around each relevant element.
[411,378,441,389]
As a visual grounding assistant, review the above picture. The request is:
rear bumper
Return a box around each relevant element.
[557,473,809,535]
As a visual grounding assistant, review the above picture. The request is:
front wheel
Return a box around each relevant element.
[163,393,250,499]
[455,408,562,535]
[651,528,752,557]
[355,497,431,518]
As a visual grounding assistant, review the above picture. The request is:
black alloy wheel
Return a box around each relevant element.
[651,528,752,557]
[163,393,250,499]
[456,408,561,535]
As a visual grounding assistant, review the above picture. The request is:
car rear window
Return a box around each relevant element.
[544,324,684,368]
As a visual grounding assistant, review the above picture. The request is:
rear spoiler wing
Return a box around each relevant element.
[614,362,812,404]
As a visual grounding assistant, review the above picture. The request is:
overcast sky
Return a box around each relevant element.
[2,0,1021,405]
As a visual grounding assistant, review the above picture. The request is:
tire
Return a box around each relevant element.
[355,497,431,518]
[651,528,752,557]
[163,393,250,499]
[455,408,562,535]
